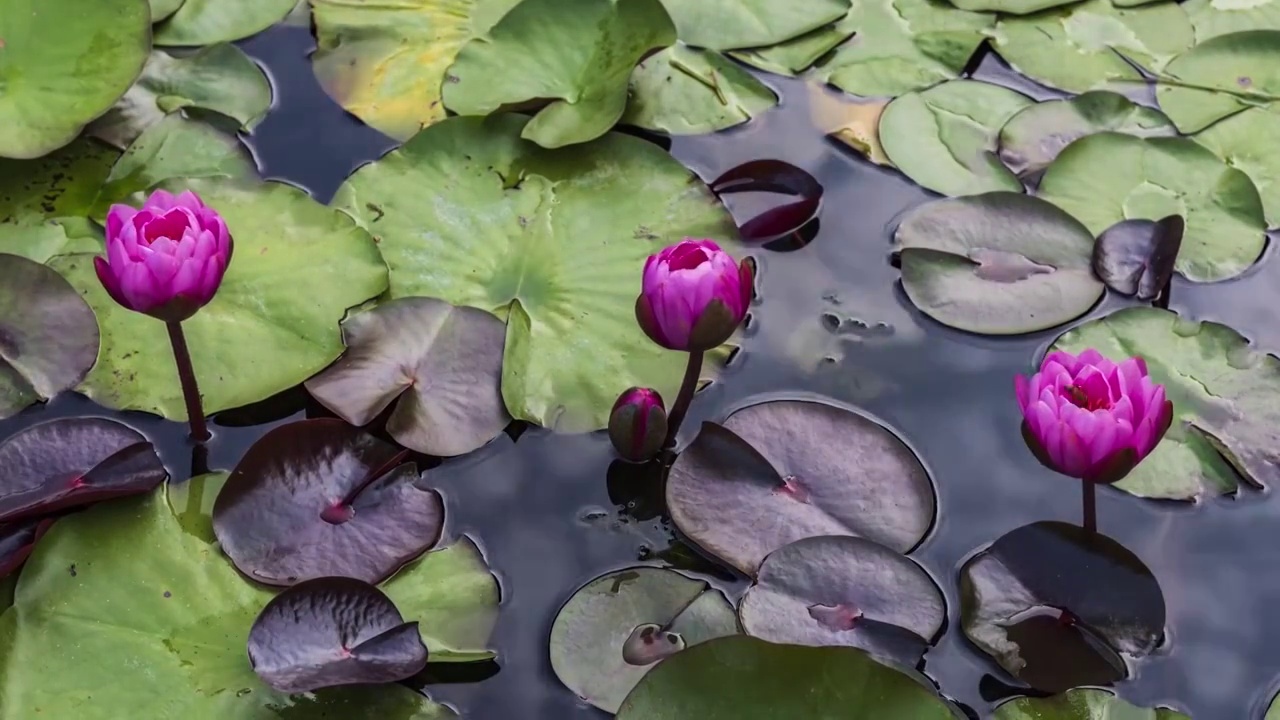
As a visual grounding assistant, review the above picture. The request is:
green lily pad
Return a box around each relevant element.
[615,635,958,719]
[1050,306,1280,499]
[893,193,1102,334]
[50,177,389,420]
[91,44,272,150]
[331,114,739,432]
[0,219,103,265]
[992,0,1193,94]
[993,688,1189,719]
[1184,0,1280,41]
[151,0,185,22]
[154,0,298,45]
[657,0,850,51]
[1192,106,1280,227]
[0,0,150,159]
[442,0,677,148]
[0,138,118,227]
[1038,132,1266,282]
[0,481,485,718]
[880,80,1032,197]
[621,44,778,135]
[729,22,853,77]
[997,91,1177,178]
[1156,30,1280,134]
[549,567,738,713]
[949,0,1075,15]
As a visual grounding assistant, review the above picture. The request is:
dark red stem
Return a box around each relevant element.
[166,321,210,441]
[1082,480,1097,534]
[663,351,704,450]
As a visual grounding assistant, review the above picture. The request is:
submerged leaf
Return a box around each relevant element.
[1092,215,1183,299]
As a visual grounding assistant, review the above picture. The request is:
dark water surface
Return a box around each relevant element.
[8,25,1280,719]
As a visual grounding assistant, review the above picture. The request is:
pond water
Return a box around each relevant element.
[6,22,1280,719]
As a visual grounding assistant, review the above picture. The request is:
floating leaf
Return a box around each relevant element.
[1038,132,1265,282]
[729,21,853,77]
[949,0,1075,15]
[621,45,778,135]
[667,399,935,575]
[1184,0,1280,41]
[615,635,958,719]
[248,577,429,693]
[0,0,149,159]
[893,193,1103,335]
[709,160,824,243]
[739,536,944,666]
[1193,106,1280,227]
[993,688,1189,719]
[306,297,510,457]
[879,80,1032,197]
[1156,31,1280,134]
[332,115,738,432]
[0,255,101,418]
[961,522,1165,693]
[997,91,1177,178]
[0,220,103,265]
[154,0,298,45]
[91,44,271,150]
[213,419,443,586]
[993,0,1192,94]
[1092,216,1183,300]
[657,0,849,51]
[0,483,472,718]
[442,0,677,148]
[1051,306,1280,499]
[0,138,118,228]
[150,0,184,22]
[0,518,53,578]
[549,567,738,713]
[52,177,389,419]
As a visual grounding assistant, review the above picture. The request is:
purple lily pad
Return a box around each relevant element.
[739,535,945,666]
[667,399,936,575]
[960,521,1165,693]
[0,254,100,419]
[1092,215,1184,301]
[212,418,444,586]
[0,417,168,524]
[0,517,55,577]
[710,160,823,245]
[248,576,428,693]
[305,297,510,457]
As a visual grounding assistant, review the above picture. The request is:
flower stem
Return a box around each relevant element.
[166,321,210,441]
[663,351,704,450]
[1082,480,1097,534]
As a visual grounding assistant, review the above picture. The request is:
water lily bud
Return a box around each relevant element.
[95,189,233,323]
[1015,348,1174,484]
[608,387,667,462]
[635,239,752,352]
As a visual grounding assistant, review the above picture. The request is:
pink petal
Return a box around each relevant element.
[1059,424,1089,477]
[94,256,132,311]
[1086,414,1118,465]
[1042,350,1080,375]
[1077,348,1106,368]
[105,204,138,241]
[143,189,179,212]
[173,190,206,212]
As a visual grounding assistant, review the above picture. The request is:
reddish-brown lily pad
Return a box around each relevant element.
[0,417,167,524]
[667,399,935,575]
[212,419,444,586]
[709,160,824,245]
[0,516,55,577]
[247,576,429,693]
[1092,216,1184,301]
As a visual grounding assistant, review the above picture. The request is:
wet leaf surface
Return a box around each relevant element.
[658,0,850,51]
[0,417,166,524]
[739,535,944,666]
[213,419,444,586]
[1157,30,1280,133]
[993,687,1189,719]
[621,45,778,135]
[0,517,53,578]
[709,160,823,244]
[1192,105,1280,227]
[1092,215,1183,300]
[248,577,428,693]
[306,297,510,457]
[0,137,118,229]
[667,399,935,575]
[549,567,738,713]
[960,521,1165,693]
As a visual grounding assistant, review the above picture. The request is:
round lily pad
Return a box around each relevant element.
[248,577,429,693]
[1051,306,1280,499]
[893,192,1103,335]
[51,177,389,420]
[0,517,53,577]
[880,80,1032,197]
[442,0,678,148]
[615,635,959,719]
[993,688,1189,719]
[997,92,1177,178]
[993,0,1193,94]
[0,482,482,718]
[0,417,167,524]
[0,254,100,419]
[1184,0,1280,42]
[549,567,738,713]
[1193,107,1280,227]
[1038,132,1266,282]
[332,114,739,432]
[1156,30,1280,134]
[0,0,150,159]
[154,0,298,45]
[1092,216,1183,300]
[658,0,850,51]
[620,45,778,135]
[305,297,511,458]
[667,399,935,575]
[739,536,944,666]
[960,521,1165,693]
[213,419,443,586]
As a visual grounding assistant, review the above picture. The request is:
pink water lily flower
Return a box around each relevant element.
[95,189,233,323]
[1016,348,1174,484]
[635,239,752,352]
[608,387,667,462]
